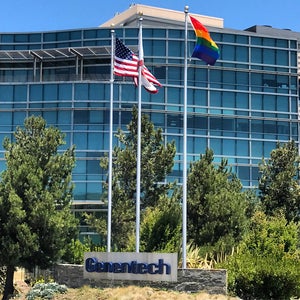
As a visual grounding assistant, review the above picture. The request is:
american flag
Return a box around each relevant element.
[114,38,138,77]
[114,38,161,93]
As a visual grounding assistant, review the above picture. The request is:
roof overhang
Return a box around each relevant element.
[100,4,223,29]
[0,46,111,62]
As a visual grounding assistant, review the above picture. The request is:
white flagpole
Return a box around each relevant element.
[182,5,189,269]
[136,15,143,253]
[107,28,114,252]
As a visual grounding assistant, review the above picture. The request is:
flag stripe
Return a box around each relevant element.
[189,15,220,65]
[114,37,161,93]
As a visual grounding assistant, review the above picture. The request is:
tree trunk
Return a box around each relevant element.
[2,266,14,300]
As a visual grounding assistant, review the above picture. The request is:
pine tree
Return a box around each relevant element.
[187,148,249,254]
[258,140,300,222]
[0,116,77,300]
[88,106,177,250]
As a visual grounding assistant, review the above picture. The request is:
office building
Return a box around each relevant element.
[0,4,299,238]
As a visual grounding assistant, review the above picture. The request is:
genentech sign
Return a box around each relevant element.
[83,252,178,282]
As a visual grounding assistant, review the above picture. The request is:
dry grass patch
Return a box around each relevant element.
[52,285,238,300]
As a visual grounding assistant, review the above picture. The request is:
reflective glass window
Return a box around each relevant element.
[210,70,221,88]
[211,91,221,107]
[238,166,250,180]
[236,35,248,44]
[125,28,138,38]
[14,85,27,101]
[74,110,89,124]
[222,44,234,61]
[251,47,262,64]
[210,138,221,155]
[29,34,41,42]
[194,68,207,87]
[74,132,87,149]
[0,85,13,101]
[263,48,275,65]
[120,84,136,101]
[210,117,222,130]
[15,34,28,43]
[169,29,184,39]
[150,112,164,127]
[87,154,101,175]
[276,39,288,48]
[153,40,166,56]
[44,32,56,42]
[236,46,248,62]
[237,140,249,156]
[222,33,235,43]
[251,72,262,90]
[168,87,181,104]
[13,111,26,125]
[276,96,289,116]
[57,32,69,41]
[263,95,275,111]
[89,83,102,100]
[84,30,97,39]
[168,66,182,85]
[252,37,262,46]
[144,29,166,38]
[44,84,58,101]
[43,111,57,124]
[58,111,71,125]
[276,49,288,66]
[188,116,207,130]
[0,112,12,126]
[168,40,183,57]
[236,93,248,109]
[58,84,72,100]
[237,119,249,132]
[223,70,235,89]
[252,140,263,157]
[1,34,14,43]
[236,71,248,89]
[88,132,103,149]
[251,120,263,135]
[75,83,88,100]
[70,31,81,40]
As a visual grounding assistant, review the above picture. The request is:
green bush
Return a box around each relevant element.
[225,251,300,299]
[62,238,91,264]
[219,211,300,299]
[26,282,67,300]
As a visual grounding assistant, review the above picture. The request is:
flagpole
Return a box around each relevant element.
[136,15,143,253]
[182,5,189,269]
[107,27,114,252]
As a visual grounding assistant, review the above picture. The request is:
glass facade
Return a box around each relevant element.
[0,20,299,235]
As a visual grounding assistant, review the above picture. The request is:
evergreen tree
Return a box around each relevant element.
[187,148,249,254]
[258,140,300,222]
[88,106,176,250]
[0,116,77,300]
[128,191,182,253]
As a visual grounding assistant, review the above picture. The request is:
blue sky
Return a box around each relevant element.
[0,0,299,33]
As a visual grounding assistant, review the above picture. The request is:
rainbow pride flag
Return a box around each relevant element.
[189,15,220,65]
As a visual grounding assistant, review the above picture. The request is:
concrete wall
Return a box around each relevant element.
[53,264,227,295]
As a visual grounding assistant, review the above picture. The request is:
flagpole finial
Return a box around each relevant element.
[110,23,115,32]
[138,11,143,21]
[184,6,189,13]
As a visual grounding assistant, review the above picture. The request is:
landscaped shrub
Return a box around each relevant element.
[26,282,67,300]
[219,211,300,300]
[225,251,300,299]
